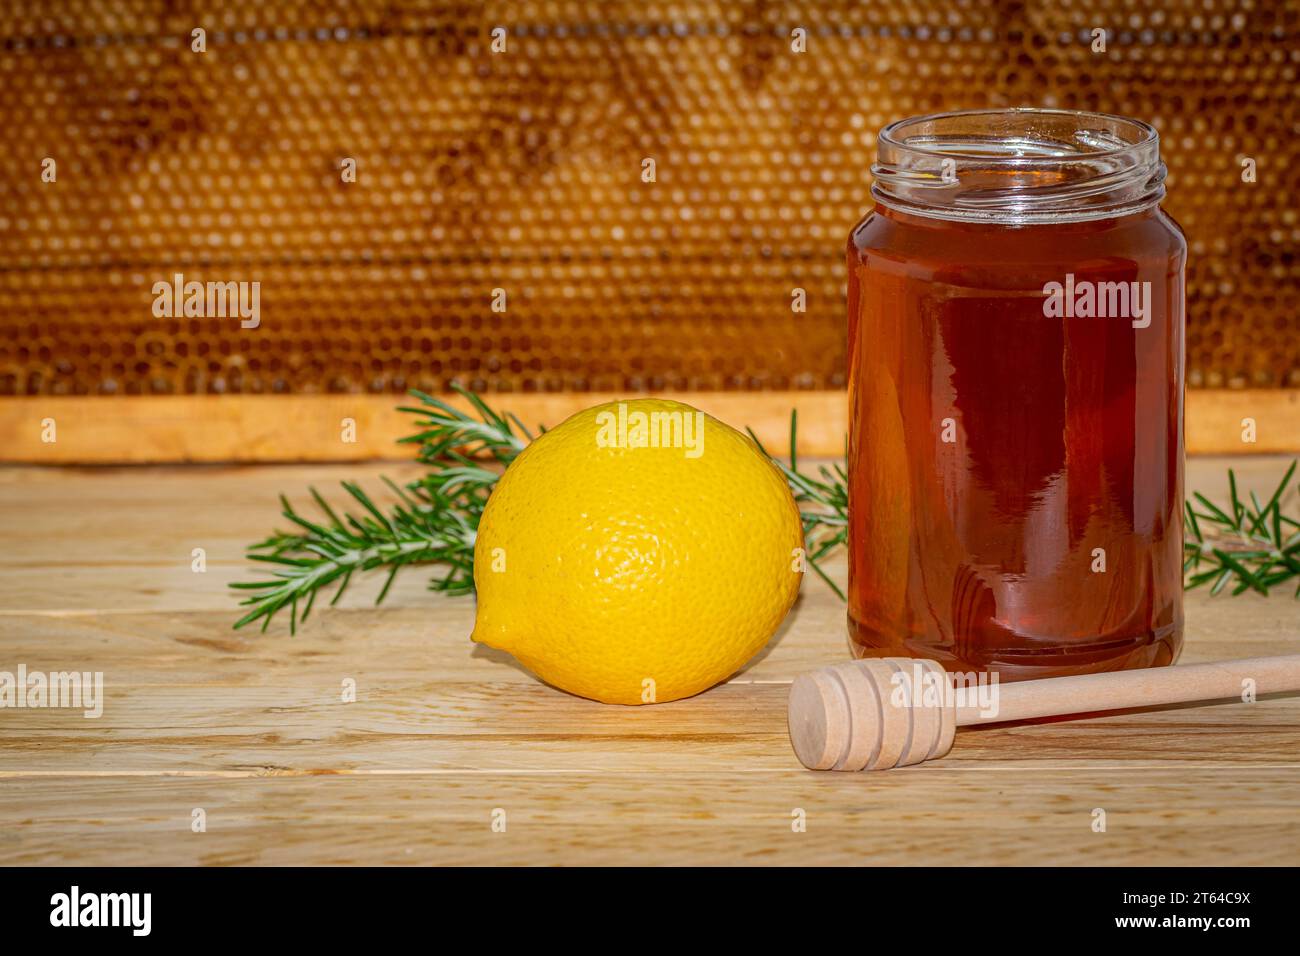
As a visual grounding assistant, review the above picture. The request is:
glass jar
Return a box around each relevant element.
[846,109,1186,680]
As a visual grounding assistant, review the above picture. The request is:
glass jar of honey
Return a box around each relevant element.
[846,109,1186,680]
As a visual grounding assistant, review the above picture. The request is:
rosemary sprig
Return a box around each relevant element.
[397,385,535,467]
[231,478,479,634]
[1184,458,1300,598]
[748,412,848,600]
[231,385,530,633]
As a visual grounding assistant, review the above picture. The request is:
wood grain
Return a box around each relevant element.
[0,456,1297,865]
[1,389,1296,463]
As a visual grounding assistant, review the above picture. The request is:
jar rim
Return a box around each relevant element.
[871,108,1167,224]
[878,107,1160,162]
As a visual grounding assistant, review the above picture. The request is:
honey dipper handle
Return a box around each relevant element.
[959,654,1300,727]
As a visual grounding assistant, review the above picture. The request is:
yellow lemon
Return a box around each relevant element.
[470,398,804,704]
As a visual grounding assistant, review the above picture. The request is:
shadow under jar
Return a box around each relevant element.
[847,109,1186,680]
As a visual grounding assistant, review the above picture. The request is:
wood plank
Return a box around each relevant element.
[1,389,1296,463]
[0,454,1298,865]
[3,770,1298,866]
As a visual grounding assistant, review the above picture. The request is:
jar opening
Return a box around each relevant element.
[871,108,1166,224]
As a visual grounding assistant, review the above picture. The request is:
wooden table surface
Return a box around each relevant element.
[1,455,1297,866]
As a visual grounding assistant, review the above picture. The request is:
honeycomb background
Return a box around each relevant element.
[0,0,1297,397]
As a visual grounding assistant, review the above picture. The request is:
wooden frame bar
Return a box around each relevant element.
[0,390,1296,463]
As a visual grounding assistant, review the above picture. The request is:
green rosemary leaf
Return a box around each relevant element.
[1184,458,1298,600]
[505,411,537,442]
[376,564,401,606]
[343,481,393,533]
[278,502,342,542]
[231,604,270,631]
[329,569,354,607]
[309,486,345,528]
[788,409,799,471]
[806,555,846,601]
[1210,567,1233,595]
[301,584,318,624]
[1265,459,1298,516]
[1192,492,1235,528]
[1213,549,1268,596]
[245,553,317,568]
[1247,490,1267,537]
[381,475,417,509]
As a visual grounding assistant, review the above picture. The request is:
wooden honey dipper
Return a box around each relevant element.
[788,654,1300,771]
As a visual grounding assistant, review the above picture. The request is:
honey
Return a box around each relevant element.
[847,109,1186,679]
